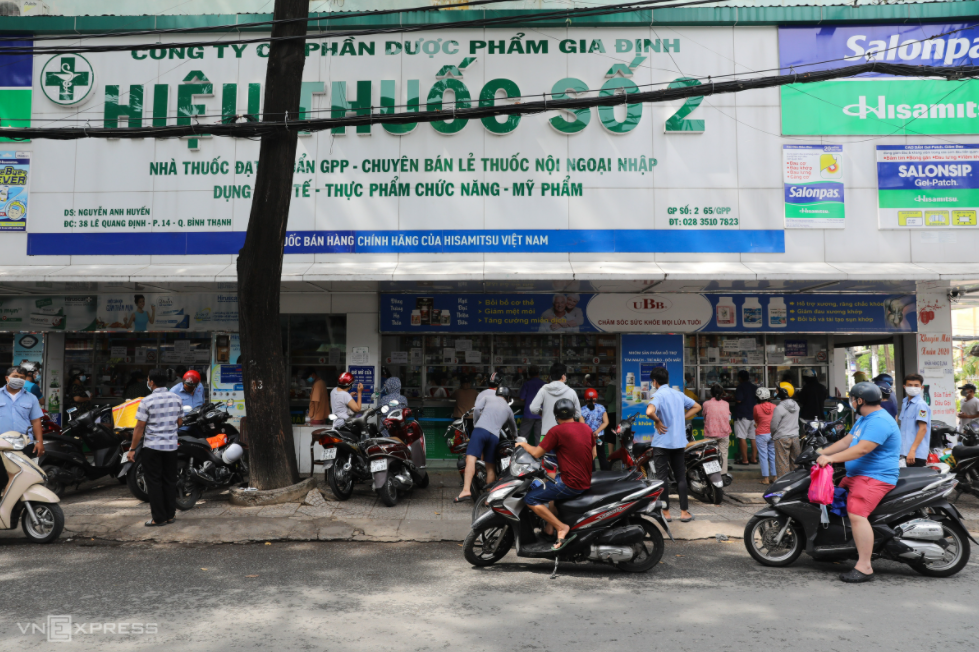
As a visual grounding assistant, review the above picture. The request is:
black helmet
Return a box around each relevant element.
[553,398,576,421]
[495,386,511,400]
[849,381,882,404]
[488,371,502,388]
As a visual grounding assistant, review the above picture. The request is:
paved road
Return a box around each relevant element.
[2,535,978,651]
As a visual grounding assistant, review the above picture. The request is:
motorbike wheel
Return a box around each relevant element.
[126,462,149,502]
[702,477,724,505]
[326,454,355,501]
[615,518,665,573]
[21,502,64,544]
[175,461,201,511]
[377,469,399,507]
[415,471,430,489]
[40,465,65,498]
[471,492,491,523]
[463,523,514,567]
[910,518,971,578]
[744,515,804,567]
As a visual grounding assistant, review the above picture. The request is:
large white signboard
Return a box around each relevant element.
[25,28,786,256]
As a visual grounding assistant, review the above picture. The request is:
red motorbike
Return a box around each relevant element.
[364,400,429,506]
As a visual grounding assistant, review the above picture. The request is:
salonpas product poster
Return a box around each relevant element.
[877,144,979,229]
[783,145,845,228]
[779,23,979,136]
[97,293,239,331]
[0,295,97,331]
[0,151,30,231]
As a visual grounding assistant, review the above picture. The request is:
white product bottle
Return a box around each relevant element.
[768,297,787,328]
[743,297,762,328]
[625,372,635,396]
[716,297,736,328]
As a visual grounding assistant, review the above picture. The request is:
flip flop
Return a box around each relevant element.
[453,495,472,503]
[680,515,695,523]
[551,533,577,551]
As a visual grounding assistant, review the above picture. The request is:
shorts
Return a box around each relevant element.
[734,419,756,440]
[466,427,499,464]
[840,475,896,518]
[524,475,585,506]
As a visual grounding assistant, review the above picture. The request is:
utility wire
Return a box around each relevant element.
[0,0,725,55]
[5,62,976,140]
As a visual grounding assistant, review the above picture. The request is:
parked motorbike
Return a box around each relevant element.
[463,447,669,574]
[0,432,64,543]
[319,401,428,505]
[798,408,849,484]
[446,401,519,500]
[608,414,725,505]
[37,405,128,497]
[934,421,979,503]
[744,418,972,578]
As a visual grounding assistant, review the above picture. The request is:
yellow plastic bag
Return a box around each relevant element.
[113,398,142,429]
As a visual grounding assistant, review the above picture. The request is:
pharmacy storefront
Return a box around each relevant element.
[0,4,974,461]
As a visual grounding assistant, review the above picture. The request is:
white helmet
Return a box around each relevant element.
[755,387,771,401]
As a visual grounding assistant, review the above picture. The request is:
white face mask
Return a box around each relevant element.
[905,386,922,397]
[6,377,25,391]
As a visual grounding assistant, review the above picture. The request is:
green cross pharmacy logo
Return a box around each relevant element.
[40,54,95,106]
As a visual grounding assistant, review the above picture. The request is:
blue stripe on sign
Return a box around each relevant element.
[0,41,32,87]
[28,229,785,255]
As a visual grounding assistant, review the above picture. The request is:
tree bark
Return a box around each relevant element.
[235,0,309,490]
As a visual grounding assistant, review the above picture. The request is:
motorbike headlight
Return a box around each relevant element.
[1,434,25,450]
[764,491,784,505]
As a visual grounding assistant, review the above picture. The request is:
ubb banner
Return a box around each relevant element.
[783,145,845,229]
[778,23,979,135]
[877,144,979,229]
[620,334,685,444]
[379,293,917,333]
[0,151,30,231]
[97,293,239,331]
[0,295,96,331]
[26,29,784,257]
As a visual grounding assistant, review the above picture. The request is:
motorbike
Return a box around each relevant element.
[744,412,973,578]
[798,409,850,484]
[608,414,725,505]
[0,432,64,543]
[934,421,979,503]
[446,404,519,500]
[318,401,429,506]
[463,447,669,574]
[37,405,128,497]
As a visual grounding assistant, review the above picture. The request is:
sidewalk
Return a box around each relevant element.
[5,471,977,545]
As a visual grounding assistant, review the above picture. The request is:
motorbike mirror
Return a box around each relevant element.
[836,403,845,413]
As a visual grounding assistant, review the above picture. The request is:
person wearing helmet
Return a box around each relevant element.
[170,369,205,409]
[898,373,930,467]
[454,378,518,503]
[529,363,581,438]
[19,362,42,400]
[580,387,609,470]
[646,367,701,523]
[516,397,597,549]
[770,383,801,479]
[796,368,828,421]
[817,381,901,583]
[330,372,363,429]
[753,388,776,484]
[874,379,897,418]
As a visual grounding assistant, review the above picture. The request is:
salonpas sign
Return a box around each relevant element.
[779,23,979,135]
[26,29,785,257]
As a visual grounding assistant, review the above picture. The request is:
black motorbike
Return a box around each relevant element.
[744,428,972,578]
[798,408,850,484]
[464,448,669,574]
[38,405,128,496]
[319,404,385,501]
[446,403,520,501]
[935,421,979,503]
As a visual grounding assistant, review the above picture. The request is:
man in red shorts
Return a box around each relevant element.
[817,382,901,583]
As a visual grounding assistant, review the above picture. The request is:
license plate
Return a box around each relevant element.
[500,457,511,471]
[323,448,337,461]
[370,459,387,473]
[703,461,721,475]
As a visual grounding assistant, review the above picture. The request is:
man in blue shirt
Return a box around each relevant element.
[646,367,700,523]
[170,370,204,410]
[898,373,930,467]
[0,366,44,455]
[817,382,901,583]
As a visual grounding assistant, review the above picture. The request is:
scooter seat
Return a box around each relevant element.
[591,469,638,484]
[876,468,939,502]
[556,480,647,516]
[632,442,651,457]
[953,444,979,461]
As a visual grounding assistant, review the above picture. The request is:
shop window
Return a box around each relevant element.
[284,315,346,416]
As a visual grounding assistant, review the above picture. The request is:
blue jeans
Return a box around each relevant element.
[756,433,775,477]
[524,476,584,506]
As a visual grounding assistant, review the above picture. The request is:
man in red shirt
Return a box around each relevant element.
[516,398,597,550]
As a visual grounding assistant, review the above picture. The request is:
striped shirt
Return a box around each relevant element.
[135,387,183,451]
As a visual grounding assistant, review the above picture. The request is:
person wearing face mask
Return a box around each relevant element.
[305,368,329,425]
[0,366,44,458]
[898,373,930,467]
[816,382,900,582]
[170,370,204,409]
[580,388,609,470]
[65,369,91,415]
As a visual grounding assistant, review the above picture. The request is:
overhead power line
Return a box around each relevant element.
[4,62,975,141]
[0,0,723,55]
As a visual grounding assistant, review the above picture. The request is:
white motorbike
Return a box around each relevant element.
[0,432,65,543]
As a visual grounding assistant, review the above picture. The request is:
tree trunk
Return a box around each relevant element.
[235,0,308,490]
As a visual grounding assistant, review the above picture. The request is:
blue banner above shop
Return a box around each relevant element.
[379,293,917,334]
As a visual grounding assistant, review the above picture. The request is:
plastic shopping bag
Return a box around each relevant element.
[808,464,835,505]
